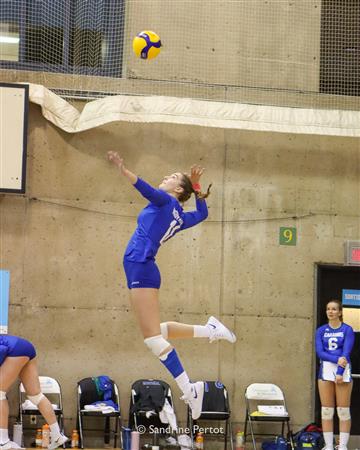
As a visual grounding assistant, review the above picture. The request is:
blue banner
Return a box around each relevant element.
[342,289,360,308]
[0,270,10,333]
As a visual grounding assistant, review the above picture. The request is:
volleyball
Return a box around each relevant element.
[132,31,162,60]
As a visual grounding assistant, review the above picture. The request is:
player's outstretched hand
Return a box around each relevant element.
[108,151,125,173]
[190,164,205,185]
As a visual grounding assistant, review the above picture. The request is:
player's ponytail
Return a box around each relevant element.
[178,173,212,203]
[194,183,212,200]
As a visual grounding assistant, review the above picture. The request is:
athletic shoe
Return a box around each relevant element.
[48,434,68,449]
[206,316,237,343]
[0,441,25,449]
[181,381,204,420]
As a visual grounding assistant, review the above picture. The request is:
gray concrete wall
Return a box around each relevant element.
[1,103,359,440]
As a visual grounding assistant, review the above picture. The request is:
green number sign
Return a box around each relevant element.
[279,227,297,246]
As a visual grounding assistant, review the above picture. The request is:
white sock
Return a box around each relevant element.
[323,432,334,449]
[49,422,61,439]
[0,428,9,444]
[175,371,192,396]
[339,432,350,448]
[193,325,210,338]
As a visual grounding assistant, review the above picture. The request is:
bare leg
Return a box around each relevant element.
[0,357,29,430]
[318,380,335,431]
[318,380,335,449]
[335,381,352,434]
[162,321,195,339]
[19,358,57,426]
[130,288,165,339]
[161,317,236,343]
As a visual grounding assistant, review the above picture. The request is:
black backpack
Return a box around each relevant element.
[130,379,168,414]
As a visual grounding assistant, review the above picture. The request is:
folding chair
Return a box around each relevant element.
[187,381,233,450]
[77,377,122,449]
[19,376,65,445]
[244,383,291,450]
[129,379,177,445]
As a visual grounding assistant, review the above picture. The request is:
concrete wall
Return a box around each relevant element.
[1,103,359,439]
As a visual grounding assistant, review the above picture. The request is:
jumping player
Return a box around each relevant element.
[315,300,354,450]
[107,151,236,419]
[0,335,68,450]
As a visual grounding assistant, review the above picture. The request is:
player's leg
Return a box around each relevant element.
[19,358,68,449]
[160,317,236,343]
[335,381,353,450]
[318,380,336,450]
[130,286,204,419]
[0,356,29,449]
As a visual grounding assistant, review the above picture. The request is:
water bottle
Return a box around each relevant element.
[13,423,23,448]
[35,429,42,448]
[71,430,79,448]
[122,427,131,450]
[130,431,140,450]
[41,424,50,448]
[195,433,204,450]
[236,431,245,450]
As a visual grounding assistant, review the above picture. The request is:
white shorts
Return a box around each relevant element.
[319,361,352,382]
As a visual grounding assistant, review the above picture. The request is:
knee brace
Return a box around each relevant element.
[0,391,6,400]
[27,392,45,406]
[160,322,168,339]
[144,334,171,357]
[337,407,351,421]
[321,406,335,420]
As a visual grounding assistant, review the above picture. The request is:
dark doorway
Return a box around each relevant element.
[315,264,360,434]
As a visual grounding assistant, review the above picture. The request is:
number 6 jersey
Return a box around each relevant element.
[315,322,355,381]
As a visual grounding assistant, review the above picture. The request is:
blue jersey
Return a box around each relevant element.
[124,178,208,262]
[315,322,354,376]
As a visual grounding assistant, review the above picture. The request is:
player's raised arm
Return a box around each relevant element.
[107,151,138,184]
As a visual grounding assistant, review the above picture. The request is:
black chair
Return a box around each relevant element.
[77,377,122,449]
[187,381,233,450]
[129,379,177,444]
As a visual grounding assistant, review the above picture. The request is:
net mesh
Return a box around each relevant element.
[0,0,359,110]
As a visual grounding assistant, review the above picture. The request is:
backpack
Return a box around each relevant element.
[130,379,168,414]
[261,436,288,450]
[293,424,324,450]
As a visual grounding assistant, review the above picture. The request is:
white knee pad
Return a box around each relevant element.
[0,391,6,400]
[160,322,168,339]
[337,407,351,421]
[321,406,335,420]
[27,392,45,406]
[144,334,171,357]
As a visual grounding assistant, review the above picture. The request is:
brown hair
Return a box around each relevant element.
[177,173,212,203]
[326,299,343,321]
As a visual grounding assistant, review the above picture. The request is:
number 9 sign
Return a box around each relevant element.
[279,227,297,246]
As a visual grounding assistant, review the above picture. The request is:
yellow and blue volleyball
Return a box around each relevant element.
[132,30,162,60]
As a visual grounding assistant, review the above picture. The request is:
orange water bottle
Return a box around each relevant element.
[41,424,50,448]
[71,429,79,448]
[35,429,42,448]
[195,432,204,450]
